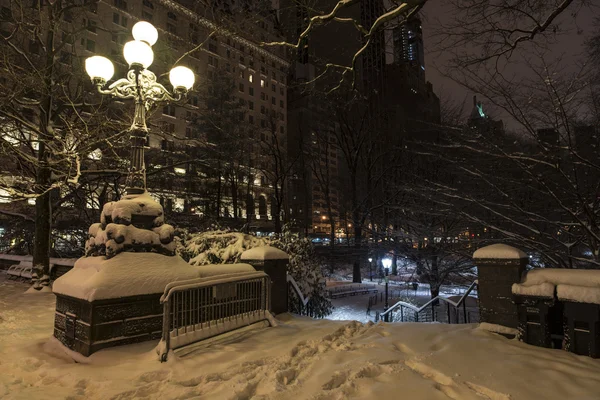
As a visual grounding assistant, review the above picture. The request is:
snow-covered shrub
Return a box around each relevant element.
[180,225,333,317]
[181,229,268,265]
[85,192,176,258]
[271,226,333,318]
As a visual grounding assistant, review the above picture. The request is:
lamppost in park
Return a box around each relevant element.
[84,21,194,196]
[382,257,392,322]
[368,257,373,282]
[51,22,198,357]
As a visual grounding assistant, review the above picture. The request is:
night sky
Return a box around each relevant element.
[421,3,596,124]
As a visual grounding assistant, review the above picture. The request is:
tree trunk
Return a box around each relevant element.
[351,175,362,248]
[231,178,238,220]
[392,253,398,275]
[32,144,51,290]
[216,170,222,219]
[352,261,362,283]
[328,223,336,274]
[430,254,439,299]
[245,169,252,225]
[274,210,281,233]
[32,17,55,290]
[353,221,362,248]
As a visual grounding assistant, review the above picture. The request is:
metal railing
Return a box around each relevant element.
[380,280,479,323]
[158,272,276,362]
[287,274,313,316]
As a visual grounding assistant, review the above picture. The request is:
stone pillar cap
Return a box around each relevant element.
[473,244,528,260]
[240,246,290,261]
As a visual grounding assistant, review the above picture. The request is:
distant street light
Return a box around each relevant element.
[368,257,373,282]
[85,21,194,195]
[382,258,392,322]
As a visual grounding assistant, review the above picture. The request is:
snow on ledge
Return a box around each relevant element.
[52,253,200,301]
[195,263,256,277]
[557,284,600,305]
[512,269,600,304]
[473,244,528,260]
[517,268,600,288]
[512,282,555,298]
[240,246,289,261]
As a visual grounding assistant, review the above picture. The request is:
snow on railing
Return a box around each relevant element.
[288,274,321,317]
[380,280,479,323]
[287,274,310,306]
[158,272,277,362]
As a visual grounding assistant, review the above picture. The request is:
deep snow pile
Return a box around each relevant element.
[2,276,600,400]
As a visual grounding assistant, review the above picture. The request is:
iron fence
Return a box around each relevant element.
[158,272,275,362]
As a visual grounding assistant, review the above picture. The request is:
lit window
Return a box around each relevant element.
[88,148,102,160]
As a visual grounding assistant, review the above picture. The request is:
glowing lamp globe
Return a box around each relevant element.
[85,56,114,83]
[123,40,154,68]
[169,66,195,91]
[132,21,158,46]
[382,258,392,269]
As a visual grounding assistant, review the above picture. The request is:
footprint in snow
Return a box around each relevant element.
[276,368,297,386]
[322,371,349,390]
[137,369,170,384]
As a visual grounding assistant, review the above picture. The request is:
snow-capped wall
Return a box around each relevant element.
[240,246,290,261]
[195,263,256,277]
[512,269,600,304]
[53,253,200,301]
[473,244,528,259]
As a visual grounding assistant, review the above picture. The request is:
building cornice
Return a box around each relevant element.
[158,0,290,68]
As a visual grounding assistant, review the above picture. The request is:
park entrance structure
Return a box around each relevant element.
[51,22,200,356]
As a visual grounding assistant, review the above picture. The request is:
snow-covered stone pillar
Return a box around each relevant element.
[241,246,289,315]
[473,244,528,329]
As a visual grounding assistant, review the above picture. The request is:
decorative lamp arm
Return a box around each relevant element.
[94,77,137,100]
[145,82,185,104]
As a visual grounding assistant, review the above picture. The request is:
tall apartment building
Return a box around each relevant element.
[0,0,290,237]
[392,16,425,81]
[385,15,439,125]
[278,0,349,237]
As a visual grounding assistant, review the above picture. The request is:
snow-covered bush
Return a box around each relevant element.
[86,192,176,258]
[273,226,333,318]
[180,225,333,317]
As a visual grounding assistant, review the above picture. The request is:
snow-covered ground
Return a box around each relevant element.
[2,276,600,400]
[327,294,374,323]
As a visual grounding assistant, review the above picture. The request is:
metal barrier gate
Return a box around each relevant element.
[158,272,276,361]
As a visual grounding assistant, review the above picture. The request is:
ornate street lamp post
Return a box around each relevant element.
[84,21,194,195]
[382,257,392,322]
[368,257,373,282]
[51,24,198,358]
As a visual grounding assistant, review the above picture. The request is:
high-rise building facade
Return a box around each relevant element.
[392,16,425,79]
[0,0,290,244]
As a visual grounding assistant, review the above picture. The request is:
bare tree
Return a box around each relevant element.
[308,126,338,262]
[258,113,296,233]
[402,53,600,268]
[0,1,128,288]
